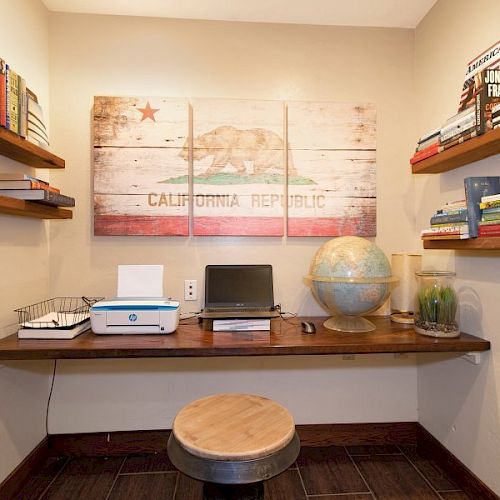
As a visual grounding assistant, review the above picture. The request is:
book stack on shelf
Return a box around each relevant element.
[478,194,500,237]
[411,66,500,166]
[421,200,469,241]
[0,173,75,207]
[0,56,48,148]
[410,128,440,165]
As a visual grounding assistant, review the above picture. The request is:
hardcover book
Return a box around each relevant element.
[6,65,20,134]
[459,40,500,111]
[0,58,6,127]
[464,176,500,237]
[0,189,75,207]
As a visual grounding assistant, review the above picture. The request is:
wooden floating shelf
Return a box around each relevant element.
[0,317,490,361]
[0,195,72,219]
[423,237,500,250]
[412,128,500,174]
[0,127,65,169]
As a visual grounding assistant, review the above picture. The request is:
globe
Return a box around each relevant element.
[307,236,398,333]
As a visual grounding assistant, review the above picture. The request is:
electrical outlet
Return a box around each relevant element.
[184,279,197,301]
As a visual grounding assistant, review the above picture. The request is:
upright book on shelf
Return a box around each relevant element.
[0,58,6,127]
[464,176,500,238]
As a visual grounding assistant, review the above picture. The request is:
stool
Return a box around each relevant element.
[167,393,300,500]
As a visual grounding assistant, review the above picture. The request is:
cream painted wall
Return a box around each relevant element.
[46,14,421,432]
[415,0,500,494]
[0,0,53,485]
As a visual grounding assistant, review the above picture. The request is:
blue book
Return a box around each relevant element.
[464,177,500,237]
[430,212,468,225]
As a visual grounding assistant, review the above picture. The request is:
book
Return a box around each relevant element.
[479,200,500,210]
[0,189,75,207]
[464,176,500,237]
[459,40,500,111]
[416,136,439,152]
[476,68,500,133]
[19,77,27,138]
[479,219,500,226]
[430,212,468,225]
[478,224,500,237]
[438,130,477,152]
[0,173,49,182]
[418,127,441,144]
[482,206,500,215]
[481,193,500,203]
[421,234,470,240]
[481,212,500,222]
[0,179,60,192]
[6,65,20,134]
[0,58,6,127]
[27,94,48,146]
[18,319,90,339]
[410,143,439,164]
[212,319,271,331]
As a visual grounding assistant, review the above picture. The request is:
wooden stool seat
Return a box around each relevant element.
[172,393,295,461]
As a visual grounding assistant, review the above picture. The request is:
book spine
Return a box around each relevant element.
[478,225,500,237]
[430,213,468,225]
[438,130,477,152]
[19,77,27,138]
[410,144,439,164]
[464,177,500,238]
[6,66,20,134]
[0,58,6,127]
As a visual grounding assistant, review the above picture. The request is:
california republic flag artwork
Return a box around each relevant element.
[93,96,189,236]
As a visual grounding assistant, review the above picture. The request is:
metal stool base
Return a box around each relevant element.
[168,431,300,486]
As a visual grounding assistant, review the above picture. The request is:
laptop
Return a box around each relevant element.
[201,265,281,319]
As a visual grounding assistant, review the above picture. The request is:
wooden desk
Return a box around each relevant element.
[0,317,490,360]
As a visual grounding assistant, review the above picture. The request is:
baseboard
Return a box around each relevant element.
[0,437,49,500]
[416,424,499,500]
[297,422,417,446]
[48,422,417,456]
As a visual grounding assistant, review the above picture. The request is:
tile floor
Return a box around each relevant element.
[16,444,471,499]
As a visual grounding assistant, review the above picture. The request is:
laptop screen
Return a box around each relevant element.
[205,265,275,308]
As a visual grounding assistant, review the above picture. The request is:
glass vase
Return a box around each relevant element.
[414,271,460,338]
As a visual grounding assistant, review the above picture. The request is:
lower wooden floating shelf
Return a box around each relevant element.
[423,237,500,250]
[0,195,72,219]
[0,317,490,360]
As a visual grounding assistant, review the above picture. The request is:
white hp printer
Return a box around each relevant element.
[90,298,180,334]
[90,265,180,334]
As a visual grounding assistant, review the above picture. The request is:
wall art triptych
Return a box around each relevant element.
[93,97,376,237]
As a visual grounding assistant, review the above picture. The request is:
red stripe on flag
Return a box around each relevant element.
[193,217,284,236]
[287,217,376,237]
[94,215,189,236]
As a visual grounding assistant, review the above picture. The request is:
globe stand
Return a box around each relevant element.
[323,314,376,333]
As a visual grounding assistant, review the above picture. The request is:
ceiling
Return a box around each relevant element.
[40,0,438,29]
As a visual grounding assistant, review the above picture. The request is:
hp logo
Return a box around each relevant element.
[128,314,138,322]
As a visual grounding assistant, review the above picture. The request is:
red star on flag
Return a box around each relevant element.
[137,101,159,122]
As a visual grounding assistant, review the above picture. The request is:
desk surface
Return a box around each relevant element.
[0,317,490,360]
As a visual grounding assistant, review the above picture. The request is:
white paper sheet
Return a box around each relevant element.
[117,265,164,297]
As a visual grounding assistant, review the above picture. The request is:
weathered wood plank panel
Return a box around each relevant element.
[287,101,376,150]
[93,97,189,235]
[93,96,188,148]
[287,101,376,237]
[191,99,285,236]
[94,148,187,194]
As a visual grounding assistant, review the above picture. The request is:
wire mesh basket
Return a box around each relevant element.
[15,297,104,329]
